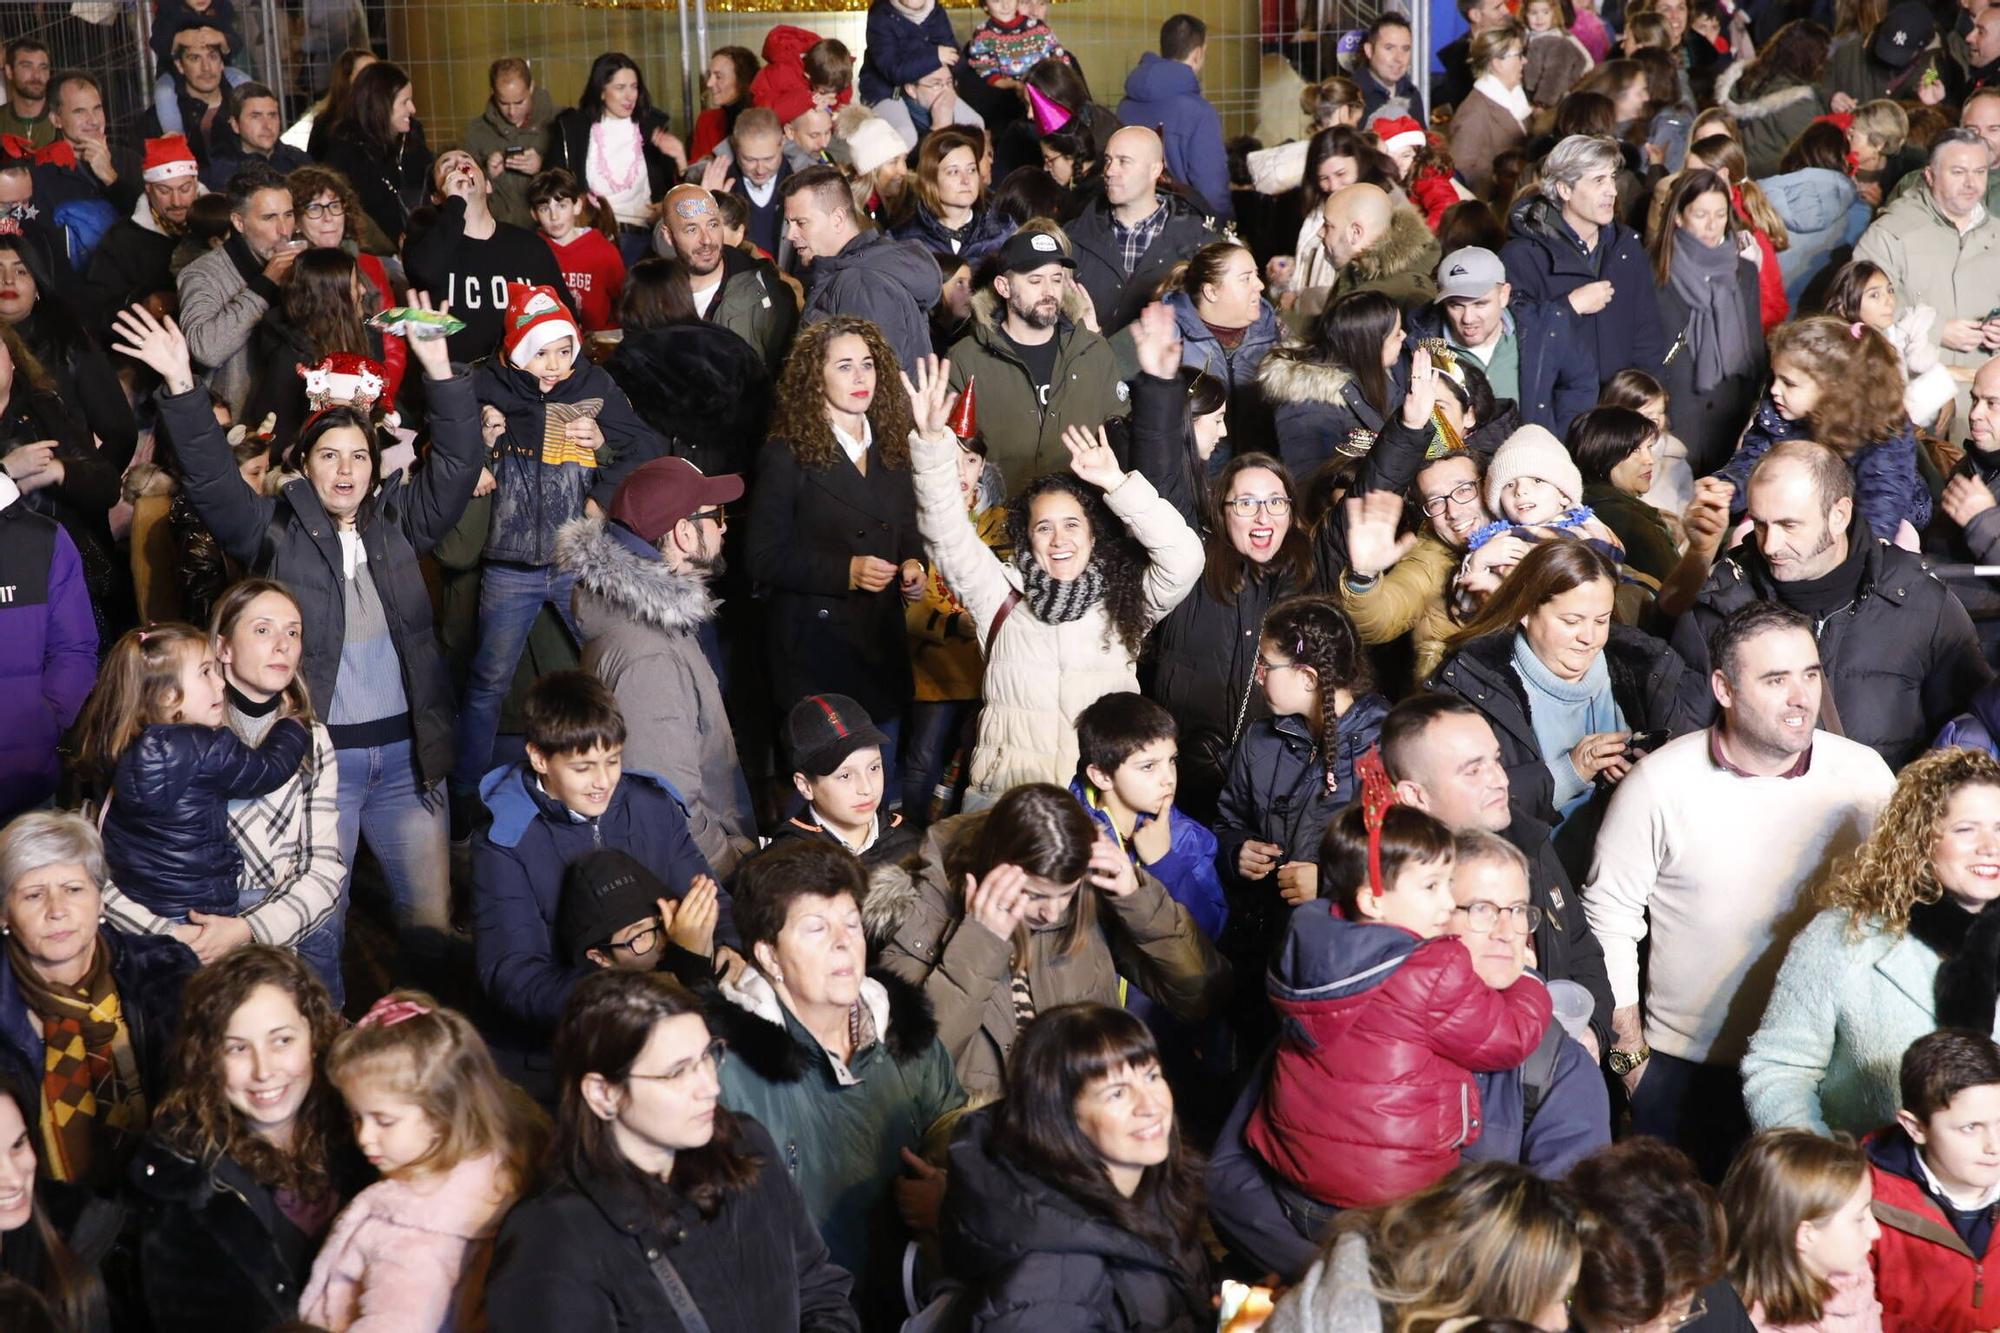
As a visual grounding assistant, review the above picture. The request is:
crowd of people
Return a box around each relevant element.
[11,0,2000,1327]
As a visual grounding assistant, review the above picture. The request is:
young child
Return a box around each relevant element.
[858,0,961,106]
[1865,1029,2000,1333]
[1715,316,1930,547]
[1568,0,1612,63]
[1521,0,1594,109]
[966,0,1065,89]
[1601,367,1695,516]
[527,168,625,335]
[300,992,548,1332]
[555,848,719,985]
[1461,425,1628,594]
[75,623,309,928]
[1722,1128,1884,1333]
[1246,766,1552,1222]
[771,692,920,865]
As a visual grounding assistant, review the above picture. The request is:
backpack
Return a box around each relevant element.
[51,196,117,272]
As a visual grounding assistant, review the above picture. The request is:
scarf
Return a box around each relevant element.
[1511,629,1624,818]
[1017,552,1106,625]
[1908,894,2000,1034]
[8,933,147,1187]
[1668,228,1754,394]
[1472,73,1532,124]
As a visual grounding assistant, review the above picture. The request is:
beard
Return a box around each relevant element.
[689,551,727,579]
[1011,296,1060,330]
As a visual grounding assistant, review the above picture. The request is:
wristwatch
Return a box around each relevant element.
[1607,1044,1651,1077]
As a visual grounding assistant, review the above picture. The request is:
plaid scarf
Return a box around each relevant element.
[1017,553,1105,626]
[9,934,146,1187]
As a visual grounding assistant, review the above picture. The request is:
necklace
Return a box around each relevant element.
[590,118,644,195]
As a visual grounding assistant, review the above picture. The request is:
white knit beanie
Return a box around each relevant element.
[843,116,906,178]
[1484,424,1584,514]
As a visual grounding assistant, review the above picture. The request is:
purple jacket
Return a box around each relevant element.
[0,496,97,819]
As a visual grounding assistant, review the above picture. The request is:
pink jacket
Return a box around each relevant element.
[299,1152,517,1333]
[1751,1270,1885,1333]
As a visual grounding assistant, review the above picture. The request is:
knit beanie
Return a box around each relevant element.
[842,115,906,177]
[1484,424,1583,513]
[556,850,666,966]
[500,283,582,369]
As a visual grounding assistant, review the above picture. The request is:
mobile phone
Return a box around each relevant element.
[505,145,527,157]
[1625,729,1669,758]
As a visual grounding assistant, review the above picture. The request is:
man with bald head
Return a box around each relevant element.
[1065,124,1217,333]
[654,183,797,370]
[1318,182,1441,310]
[1671,439,1990,766]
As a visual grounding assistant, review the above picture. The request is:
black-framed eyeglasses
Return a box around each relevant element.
[302,199,346,220]
[1453,901,1544,933]
[627,1038,727,1085]
[690,505,727,526]
[1224,495,1293,518]
[1420,480,1481,517]
[604,921,663,957]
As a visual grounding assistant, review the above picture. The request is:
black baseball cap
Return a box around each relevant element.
[1874,1,1934,67]
[995,228,1078,276]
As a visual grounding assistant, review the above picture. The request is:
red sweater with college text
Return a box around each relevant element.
[542,227,626,333]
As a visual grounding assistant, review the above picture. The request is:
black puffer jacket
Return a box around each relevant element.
[485,1116,860,1333]
[1670,526,1994,769]
[1,382,129,647]
[941,1106,1210,1333]
[161,369,483,787]
[1065,190,1217,335]
[604,320,774,479]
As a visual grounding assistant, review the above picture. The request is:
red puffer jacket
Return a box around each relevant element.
[1246,904,1552,1209]
[1868,1129,1999,1333]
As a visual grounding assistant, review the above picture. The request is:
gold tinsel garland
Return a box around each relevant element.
[522,0,995,9]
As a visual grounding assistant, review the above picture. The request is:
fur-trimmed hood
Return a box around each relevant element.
[122,459,175,502]
[1257,350,1359,405]
[1343,203,1441,284]
[1714,59,1821,120]
[554,513,717,634]
[968,279,1094,335]
[707,965,941,1082]
[860,857,927,949]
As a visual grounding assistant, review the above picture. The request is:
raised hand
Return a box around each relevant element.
[1400,344,1440,429]
[110,305,195,391]
[1131,301,1184,381]
[404,291,455,381]
[1063,423,1125,492]
[1130,793,1173,866]
[699,152,735,195]
[900,354,959,442]
[1343,489,1419,578]
[965,864,1029,940]
[667,878,720,958]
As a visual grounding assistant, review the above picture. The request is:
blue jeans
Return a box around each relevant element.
[334,739,451,983]
[902,700,975,822]
[452,563,579,794]
[235,881,344,1009]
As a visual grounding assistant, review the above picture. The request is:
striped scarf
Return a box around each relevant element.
[1016,553,1105,626]
[9,935,147,1187]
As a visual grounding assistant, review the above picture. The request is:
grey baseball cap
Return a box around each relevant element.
[1435,246,1508,302]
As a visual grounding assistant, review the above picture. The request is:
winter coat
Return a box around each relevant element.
[1071,777,1228,944]
[1264,1231,1385,1333]
[1747,1269,1884,1333]
[79,195,179,334]
[103,718,310,919]
[162,370,482,787]
[1502,193,1669,385]
[603,321,773,480]
[702,244,800,372]
[471,762,724,1046]
[800,227,941,381]
[1066,189,1218,335]
[474,356,663,567]
[1251,906,1552,1209]
[299,1151,517,1332]
[1938,433,2000,620]
[1716,398,1931,541]
[199,139,310,193]
[1358,66,1426,125]
[12,303,136,481]
[546,106,678,207]
[1432,626,1704,833]
[1866,1128,1998,1333]
[746,431,921,719]
[320,121,434,247]
[1586,484,1679,584]
[892,201,1016,269]
[708,967,964,1316]
[485,1116,860,1333]
[874,806,1230,1101]
[557,514,757,880]
[946,286,1127,496]
[463,83,558,227]
[176,233,274,414]
[858,0,958,103]
[1855,186,2000,369]
[1717,62,1828,180]
[1655,255,1767,472]
[908,501,1011,702]
[1670,529,1993,770]
[1823,32,1955,106]
[1524,30,1595,107]
[0,491,95,821]
[1447,86,1528,197]
[1258,352,1404,485]
[0,383,124,648]
[1338,532,1460,689]
[1762,165,1859,310]
[910,430,1204,799]
[1405,295,1600,438]
[1118,52,1233,221]
[940,1105,1213,1332]
[1326,204,1442,311]
[1165,288,1282,455]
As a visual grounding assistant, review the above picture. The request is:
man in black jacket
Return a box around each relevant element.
[781,164,938,376]
[81,134,199,337]
[200,82,308,191]
[1064,125,1214,335]
[404,149,568,362]
[1379,691,1616,1058]
[1672,439,1993,768]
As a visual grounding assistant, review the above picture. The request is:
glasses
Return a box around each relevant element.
[1254,657,1308,680]
[604,921,662,957]
[302,199,346,220]
[1453,901,1544,933]
[1224,495,1293,518]
[690,505,727,526]
[628,1038,727,1086]
[1420,480,1481,516]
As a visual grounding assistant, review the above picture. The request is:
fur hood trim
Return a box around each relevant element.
[861,859,926,947]
[1346,204,1437,283]
[1714,60,1820,119]
[122,460,174,502]
[1257,351,1358,404]
[969,280,1093,334]
[709,967,940,1082]
[553,514,717,633]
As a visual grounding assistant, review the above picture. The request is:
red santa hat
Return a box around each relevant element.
[500,283,581,369]
[142,134,200,184]
[297,352,388,411]
[1373,115,1428,157]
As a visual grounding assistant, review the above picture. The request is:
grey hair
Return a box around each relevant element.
[1538,134,1624,202]
[0,810,107,901]
[1451,829,1530,881]
[1929,127,1991,169]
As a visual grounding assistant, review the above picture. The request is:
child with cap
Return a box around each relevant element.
[556,848,724,984]
[453,282,669,823]
[1459,423,1628,597]
[773,692,922,865]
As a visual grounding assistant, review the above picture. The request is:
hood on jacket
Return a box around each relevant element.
[555,513,717,633]
[816,228,942,308]
[858,858,925,952]
[709,965,940,1081]
[477,761,685,849]
[1121,51,1202,107]
[968,279,1094,336]
[1267,902,1426,1005]
[1714,60,1822,120]
[1346,205,1440,284]
[1164,289,1282,352]
[1762,166,1857,232]
[1509,191,1589,251]
[1256,351,1358,405]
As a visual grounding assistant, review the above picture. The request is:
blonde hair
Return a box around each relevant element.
[1722,1129,1870,1326]
[1851,99,1908,158]
[325,991,549,1195]
[72,623,215,783]
[1471,21,1527,74]
[1821,748,2000,938]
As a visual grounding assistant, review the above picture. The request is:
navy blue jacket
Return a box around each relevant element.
[102,719,310,919]
[1500,193,1667,387]
[471,763,727,1040]
[859,0,959,104]
[1715,395,1932,540]
[1404,294,1599,439]
[890,200,1016,269]
[1118,53,1234,221]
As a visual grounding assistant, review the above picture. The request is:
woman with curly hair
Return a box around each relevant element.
[288,163,404,402]
[1744,747,2000,1136]
[903,356,1203,804]
[129,945,364,1332]
[747,316,924,787]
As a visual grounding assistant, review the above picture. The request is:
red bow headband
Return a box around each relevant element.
[357,995,432,1029]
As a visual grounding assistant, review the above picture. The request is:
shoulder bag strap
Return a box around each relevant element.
[986,588,1024,646]
[647,1246,713,1333]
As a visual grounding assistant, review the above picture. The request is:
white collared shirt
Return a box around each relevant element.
[744,175,778,208]
[1915,1142,2000,1212]
[810,804,881,854]
[832,417,872,466]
